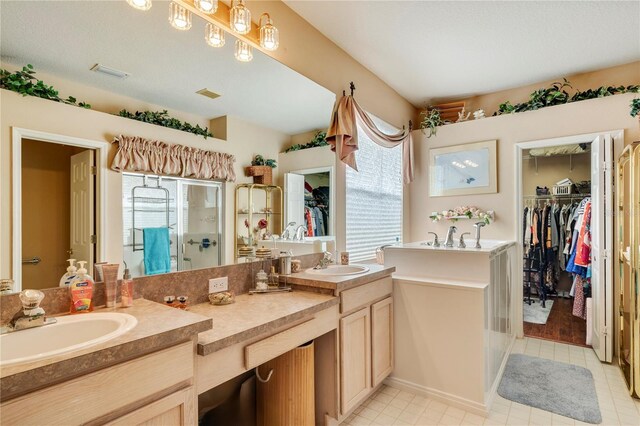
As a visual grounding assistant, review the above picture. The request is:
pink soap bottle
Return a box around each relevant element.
[121,262,134,308]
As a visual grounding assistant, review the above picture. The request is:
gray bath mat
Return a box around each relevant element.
[523,300,554,324]
[498,354,601,424]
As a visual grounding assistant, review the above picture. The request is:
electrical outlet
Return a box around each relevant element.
[209,277,228,293]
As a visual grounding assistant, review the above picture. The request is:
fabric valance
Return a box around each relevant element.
[110,135,236,182]
[326,95,414,184]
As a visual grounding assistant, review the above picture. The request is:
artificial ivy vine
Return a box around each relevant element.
[117,109,213,139]
[284,130,329,153]
[0,64,91,108]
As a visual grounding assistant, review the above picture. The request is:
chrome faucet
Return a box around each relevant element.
[444,226,457,248]
[458,232,471,249]
[294,225,307,241]
[427,232,440,247]
[473,222,486,249]
[314,251,334,269]
[2,289,57,334]
[280,222,296,241]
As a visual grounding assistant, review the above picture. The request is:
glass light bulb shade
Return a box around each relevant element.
[195,0,218,14]
[234,40,253,62]
[127,0,152,11]
[230,0,251,35]
[205,23,225,47]
[259,23,279,51]
[169,2,192,31]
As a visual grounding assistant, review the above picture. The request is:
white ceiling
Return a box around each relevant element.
[284,0,640,107]
[0,1,336,135]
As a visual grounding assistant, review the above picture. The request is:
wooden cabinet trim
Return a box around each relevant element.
[371,297,394,387]
[341,277,392,314]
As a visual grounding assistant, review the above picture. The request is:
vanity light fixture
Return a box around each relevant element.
[205,22,225,47]
[230,0,251,35]
[234,40,253,62]
[464,160,479,168]
[127,0,152,11]
[194,0,218,14]
[258,13,279,51]
[169,2,192,31]
[451,161,466,169]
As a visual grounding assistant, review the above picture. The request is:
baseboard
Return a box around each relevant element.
[383,376,488,417]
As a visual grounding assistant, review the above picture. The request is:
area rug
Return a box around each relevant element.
[523,299,554,324]
[498,354,602,424]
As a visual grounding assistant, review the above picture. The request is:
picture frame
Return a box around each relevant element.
[429,140,498,197]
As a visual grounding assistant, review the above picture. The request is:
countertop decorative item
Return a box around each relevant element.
[430,206,494,225]
[209,291,235,305]
[473,109,485,119]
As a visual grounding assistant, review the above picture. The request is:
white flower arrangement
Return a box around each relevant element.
[429,206,493,225]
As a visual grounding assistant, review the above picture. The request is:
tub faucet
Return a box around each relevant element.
[2,289,57,334]
[281,222,296,241]
[473,222,486,249]
[458,232,471,249]
[444,226,457,248]
[294,225,307,241]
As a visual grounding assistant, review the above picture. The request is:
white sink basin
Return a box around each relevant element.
[306,265,370,276]
[0,312,138,366]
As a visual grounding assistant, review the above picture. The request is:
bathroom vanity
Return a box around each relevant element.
[384,240,516,415]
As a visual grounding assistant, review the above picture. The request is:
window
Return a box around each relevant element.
[346,119,403,262]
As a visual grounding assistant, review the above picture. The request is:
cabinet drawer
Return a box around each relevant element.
[341,277,392,313]
[244,305,338,369]
[1,342,194,426]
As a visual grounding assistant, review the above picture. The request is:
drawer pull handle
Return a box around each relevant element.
[255,366,274,383]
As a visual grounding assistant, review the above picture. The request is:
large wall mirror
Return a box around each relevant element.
[1,1,336,291]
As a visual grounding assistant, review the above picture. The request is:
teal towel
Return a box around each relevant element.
[143,227,171,275]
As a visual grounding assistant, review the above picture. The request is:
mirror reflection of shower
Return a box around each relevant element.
[122,173,223,278]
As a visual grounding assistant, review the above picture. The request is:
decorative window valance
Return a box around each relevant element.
[326,94,414,184]
[110,135,236,182]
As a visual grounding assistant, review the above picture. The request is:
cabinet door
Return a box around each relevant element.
[340,307,371,414]
[371,297,393,387]
[106,387,197,426]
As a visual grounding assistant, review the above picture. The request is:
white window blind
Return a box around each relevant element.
[346,119,403,262]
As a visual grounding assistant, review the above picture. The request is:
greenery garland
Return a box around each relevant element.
[284,130,328,153]
[0,64,91,108]
[117,109,213,139]
[419,79,640,138]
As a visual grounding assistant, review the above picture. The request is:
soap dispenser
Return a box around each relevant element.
[59,258,78,288]
[69,261,95,313]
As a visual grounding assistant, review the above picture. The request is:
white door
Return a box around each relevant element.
[284,173,305,230]
[70,150,94,266]
[590,134,613,362]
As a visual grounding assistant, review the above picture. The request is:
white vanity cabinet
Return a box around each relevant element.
[339,277,394,416]
[1,341,198,426]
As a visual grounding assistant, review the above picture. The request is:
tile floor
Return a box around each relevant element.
[341,337,640,426]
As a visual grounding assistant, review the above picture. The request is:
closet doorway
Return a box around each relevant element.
[516,131,622,363]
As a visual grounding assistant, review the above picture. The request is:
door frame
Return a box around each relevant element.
[289,166,336,236]
[11,127,107,293]
[513,130,622,359]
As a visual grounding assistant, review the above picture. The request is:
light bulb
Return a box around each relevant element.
[230,0,251,35]
[195,0,218,14]
[234,40,253,62]
[259,14,279,51]
[127,0,152,11]
[205,23,225,48]
[169,2,192,31]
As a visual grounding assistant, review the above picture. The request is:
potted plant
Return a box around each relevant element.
[630,98,640,121]
[245,155,277,185]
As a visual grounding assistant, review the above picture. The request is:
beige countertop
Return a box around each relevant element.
[0,299,212,401]
[190,290,338,356]
[285,264,395,292]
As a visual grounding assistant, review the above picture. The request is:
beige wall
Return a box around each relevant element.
[1,90,290,282]
[21,140,86,289]
[443,61,640,117]
[521,152,591,196]
[408,93,640,244]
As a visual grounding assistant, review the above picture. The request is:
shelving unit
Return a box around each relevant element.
[234,183,283,260]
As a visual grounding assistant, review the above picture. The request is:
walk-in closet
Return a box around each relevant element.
[521,142,595,347]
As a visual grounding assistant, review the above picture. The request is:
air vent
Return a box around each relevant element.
[196,88,221,100]
[90,63,130,79]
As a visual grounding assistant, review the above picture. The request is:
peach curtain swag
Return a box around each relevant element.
[326,95,414,184]
[110,135,236,182]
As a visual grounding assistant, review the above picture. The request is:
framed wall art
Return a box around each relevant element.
[429,140,497,197]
